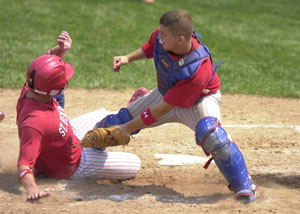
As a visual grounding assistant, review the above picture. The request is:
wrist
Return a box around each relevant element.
[125,55,131,63]
[46,48,53,55]
[52,46,67,59]
[119,125,131,137]
[19,168,33,183]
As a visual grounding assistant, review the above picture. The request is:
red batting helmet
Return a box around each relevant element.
[26,55,74,96]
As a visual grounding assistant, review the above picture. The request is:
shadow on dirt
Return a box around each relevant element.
[0,173,22,195]
[66,178,231,204]
[65,173,300,203]
[253,174,300,189]
[1,172,299,203]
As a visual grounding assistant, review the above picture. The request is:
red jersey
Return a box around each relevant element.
[142,28,220,108]
[17,86,82,179]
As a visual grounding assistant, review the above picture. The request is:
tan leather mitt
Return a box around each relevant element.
[80,126,130,148]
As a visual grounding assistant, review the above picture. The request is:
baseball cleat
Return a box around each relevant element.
[234,182,258,203]
[128,87,148,105]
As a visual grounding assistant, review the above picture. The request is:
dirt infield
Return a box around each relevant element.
[0,88,299,214]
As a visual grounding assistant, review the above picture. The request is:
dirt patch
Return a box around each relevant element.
[0,88,299,214]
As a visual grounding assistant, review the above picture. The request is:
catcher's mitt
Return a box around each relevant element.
[80,126,130,148]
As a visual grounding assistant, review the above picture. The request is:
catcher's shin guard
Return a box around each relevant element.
[195,117,257,203]
[96,108,140,135]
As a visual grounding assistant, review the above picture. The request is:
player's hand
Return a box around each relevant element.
[112,56,129,72]
[57,31,72,51]
[26,188,50,201]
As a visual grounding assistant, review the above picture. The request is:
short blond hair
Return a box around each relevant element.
[159,9,194,40]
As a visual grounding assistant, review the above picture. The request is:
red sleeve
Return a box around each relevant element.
[17,127,42,169]
[163,58,217,108]
[141,28,159,59]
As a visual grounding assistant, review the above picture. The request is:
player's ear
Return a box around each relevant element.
[177,35,185,43]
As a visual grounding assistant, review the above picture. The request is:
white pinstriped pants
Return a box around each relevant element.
[70,108,141,180]
[127,88,222,131]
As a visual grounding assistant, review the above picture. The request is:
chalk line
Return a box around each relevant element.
[161,123,300,132]
[223,124,300,132]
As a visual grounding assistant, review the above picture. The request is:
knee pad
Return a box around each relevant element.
[195,117,229,153]
[96,108,139,135]
[195,117,257,201]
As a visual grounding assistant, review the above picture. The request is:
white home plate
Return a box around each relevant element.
[154,154,208,166]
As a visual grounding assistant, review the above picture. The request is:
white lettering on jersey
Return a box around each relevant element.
[59,126,66,137]
[57,106,69,138]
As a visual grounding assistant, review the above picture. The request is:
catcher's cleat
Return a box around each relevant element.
[128,87,148,105]
[233,182,258,203]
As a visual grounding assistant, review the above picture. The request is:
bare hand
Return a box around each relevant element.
[57,31,72,51]
[27,188,50,201]
[112,56,129,72]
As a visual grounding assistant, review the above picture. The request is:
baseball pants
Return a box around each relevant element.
[70,108,141,180]
[127,88,222,131]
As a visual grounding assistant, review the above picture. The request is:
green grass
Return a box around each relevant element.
[0,0,299,97]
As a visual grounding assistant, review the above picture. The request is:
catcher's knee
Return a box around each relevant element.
[96,108,139,134]
[195,116,229,153]
[96,108,131,128]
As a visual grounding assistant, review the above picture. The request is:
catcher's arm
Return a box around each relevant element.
[120,99,174,134]
[113,48,146,72]
[18,165,50,200]
[80,100,173,148]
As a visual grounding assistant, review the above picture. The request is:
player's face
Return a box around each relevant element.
[158,25,179,52]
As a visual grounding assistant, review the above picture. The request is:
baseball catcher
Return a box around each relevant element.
[105,9,258,203]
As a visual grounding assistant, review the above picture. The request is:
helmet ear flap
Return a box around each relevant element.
[28,69,36,89]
